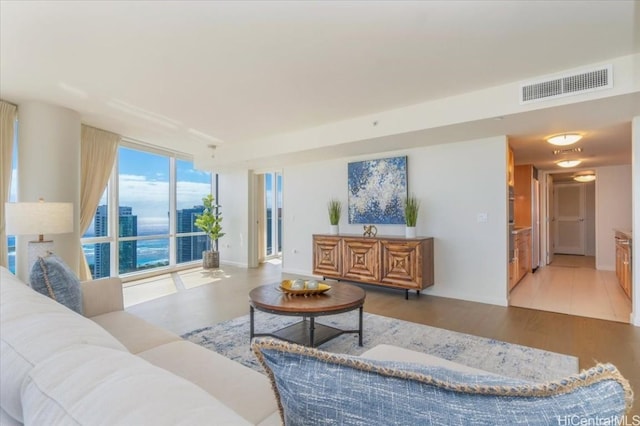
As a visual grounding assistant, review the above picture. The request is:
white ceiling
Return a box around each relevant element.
[1,0,638,170]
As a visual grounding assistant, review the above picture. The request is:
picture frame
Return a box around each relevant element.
[347,156,407,224]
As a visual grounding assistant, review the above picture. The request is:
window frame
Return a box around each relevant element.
[80,140,214,279]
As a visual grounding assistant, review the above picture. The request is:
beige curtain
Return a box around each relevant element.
[0,101,18,269]
[79,125,120,280]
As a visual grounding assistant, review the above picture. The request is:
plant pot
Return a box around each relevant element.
[202,250,220,269]
[329,224,339,235]
[405,226,416,239]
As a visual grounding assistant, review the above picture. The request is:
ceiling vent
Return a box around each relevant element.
[520,65,612,104]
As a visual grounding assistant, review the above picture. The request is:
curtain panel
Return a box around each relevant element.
[79,125,120,280]
[0,100,18,269]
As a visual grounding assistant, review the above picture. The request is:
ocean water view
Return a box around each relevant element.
[6,220,194,275]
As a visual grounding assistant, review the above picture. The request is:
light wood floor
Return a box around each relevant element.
[510,255,632,323]
[125,261,640,416]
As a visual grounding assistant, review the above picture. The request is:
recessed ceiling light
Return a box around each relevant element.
[574,174,596,182]
[556,160,582,168]
[546,134,582,146]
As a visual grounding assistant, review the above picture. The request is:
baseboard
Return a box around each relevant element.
[632,311,640,327]
[281,267,313,277]
[220,260,248,268]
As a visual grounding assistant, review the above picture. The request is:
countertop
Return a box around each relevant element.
[512,226,532,235]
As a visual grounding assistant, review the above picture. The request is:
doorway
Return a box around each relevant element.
[510,170,631,322]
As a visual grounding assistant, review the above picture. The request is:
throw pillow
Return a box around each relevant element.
[29,254,83,314]
[252,338,633,426]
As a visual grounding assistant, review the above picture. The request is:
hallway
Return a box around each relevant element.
[509,255,631,323]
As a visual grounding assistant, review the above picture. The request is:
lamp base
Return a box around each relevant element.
[27,240,54,275]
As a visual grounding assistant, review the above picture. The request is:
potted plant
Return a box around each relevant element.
[327,199,342,235]
[194,194,225,269]
[404,195,420,238]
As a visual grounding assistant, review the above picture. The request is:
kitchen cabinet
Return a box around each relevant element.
[508,146,515,187]
[514,164,539,271]
[509,227,531,291]
[312,234,434,299]
[615,230,632,299]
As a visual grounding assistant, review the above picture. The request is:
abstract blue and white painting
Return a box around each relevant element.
[348,156,407,224]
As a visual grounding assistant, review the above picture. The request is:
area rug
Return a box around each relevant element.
[182,310,578,382]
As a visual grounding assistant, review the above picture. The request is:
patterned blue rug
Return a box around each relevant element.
[182,310,578,382]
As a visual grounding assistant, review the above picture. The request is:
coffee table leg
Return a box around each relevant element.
[358,306,363,346]
[250,305,255,343]
[309,317,315,347]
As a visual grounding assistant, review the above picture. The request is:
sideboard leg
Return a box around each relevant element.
[405,289,409,300]
[417,290,421,298]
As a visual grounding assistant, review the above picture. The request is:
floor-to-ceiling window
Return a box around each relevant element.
[264,172,282,259]
[176,159,213,264]
[7,124,18,273]
[80,142,213,278]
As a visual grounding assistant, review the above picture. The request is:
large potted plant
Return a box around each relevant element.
[404,195,420,238]
[327,199,342,235]
[194,194,225,269]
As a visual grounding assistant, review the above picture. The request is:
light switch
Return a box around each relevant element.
[477,213,488,223]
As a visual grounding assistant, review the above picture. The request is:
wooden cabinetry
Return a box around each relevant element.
[517,229,531,280]
[507,146,515,187]
[312,234,434,299]
[509,228,531,291]
[615,231,632,300]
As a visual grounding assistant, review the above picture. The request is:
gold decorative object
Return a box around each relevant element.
[363,225,377,237]
[280,280,332,295]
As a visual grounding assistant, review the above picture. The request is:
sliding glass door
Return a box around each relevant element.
[264,172,282,259]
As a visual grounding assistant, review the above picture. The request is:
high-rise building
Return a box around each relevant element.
[176,206,208,263]
[93,205,138,278]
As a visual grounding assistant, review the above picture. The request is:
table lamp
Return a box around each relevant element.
[5,199,73,273]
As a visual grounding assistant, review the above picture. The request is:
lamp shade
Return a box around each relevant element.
[5,201,73,238]
[546,134,582,146]
[574,174,596,182]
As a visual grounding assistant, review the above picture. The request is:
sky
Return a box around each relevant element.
[10,146,213,224]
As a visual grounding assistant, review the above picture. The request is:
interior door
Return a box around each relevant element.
[546,174,555,264]
[554,182,586,255]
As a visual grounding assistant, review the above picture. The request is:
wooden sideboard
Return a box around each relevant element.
[312,234,434,299]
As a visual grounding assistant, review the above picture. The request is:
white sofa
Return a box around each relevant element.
[0,266,281,425]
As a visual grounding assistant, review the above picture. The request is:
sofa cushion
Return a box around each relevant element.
[22,344,251,425]
[0,267,127,423]
[139,340,279,424]
[91,310,181,354]
[29,254,83,314]
[252,338,633,426]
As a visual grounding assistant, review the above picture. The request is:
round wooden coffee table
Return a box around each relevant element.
[249,281,365,347]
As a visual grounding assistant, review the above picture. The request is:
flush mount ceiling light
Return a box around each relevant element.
[546,133,582,146]
[574,174,596,182]
[556,160,582,168]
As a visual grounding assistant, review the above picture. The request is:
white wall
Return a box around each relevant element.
[16,102,81,282]
[217,169,250,267]
[283,136,509,306]
[595,165,632,270]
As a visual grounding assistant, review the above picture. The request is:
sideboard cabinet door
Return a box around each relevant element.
[312,236,342,278]
[380,240,422,289]
[342,238,380,282]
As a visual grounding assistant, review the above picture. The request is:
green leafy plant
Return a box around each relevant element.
[404,195,420,227]
[327,199,342,225]
[194,194,225,251]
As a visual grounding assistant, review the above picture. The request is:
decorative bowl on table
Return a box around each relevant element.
[280,279,331,295]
